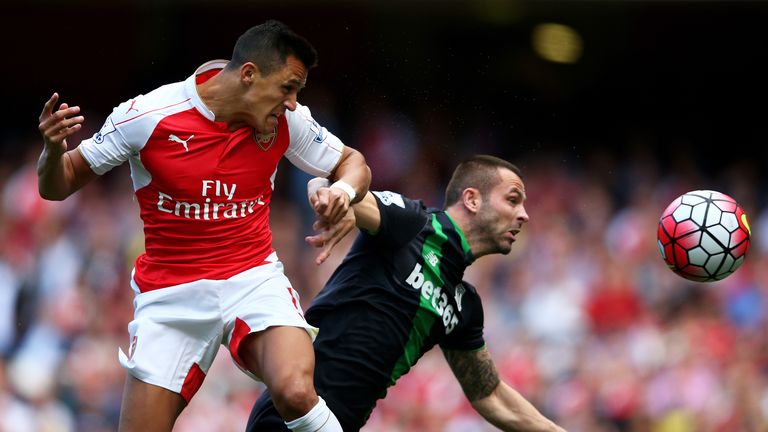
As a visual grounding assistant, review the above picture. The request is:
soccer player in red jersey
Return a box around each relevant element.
[37,20,369,432]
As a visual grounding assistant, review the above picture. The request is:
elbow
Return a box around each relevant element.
[354,150,372,191]
[357,149,371,175]
[335,147,372,201]
[362,163,372,189]
[38,186,68,201]
[39,193,66,202]
[470,396,496,419]
[352,164,372,204]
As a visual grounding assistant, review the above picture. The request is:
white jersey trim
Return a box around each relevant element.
[285,103,344,177]
[185,60,227,121]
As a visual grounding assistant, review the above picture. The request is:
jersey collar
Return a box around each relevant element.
[184,59,229,122]
[443,211,475,264]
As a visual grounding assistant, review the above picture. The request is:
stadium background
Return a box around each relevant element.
[3,1,768,431]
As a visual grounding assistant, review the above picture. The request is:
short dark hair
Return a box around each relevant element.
[226,20,318,76]
[444,155,522,207]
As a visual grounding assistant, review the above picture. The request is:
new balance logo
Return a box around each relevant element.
[169,134,194,152]
[425,251,439,267]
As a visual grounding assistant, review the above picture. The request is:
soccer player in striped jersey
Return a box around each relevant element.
[248,155,564,431]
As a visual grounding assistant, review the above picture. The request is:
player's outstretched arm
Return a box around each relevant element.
[37,93,98,200]
[443,347,566,432]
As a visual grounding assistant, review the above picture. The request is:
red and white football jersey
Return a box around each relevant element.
[78,60,344,292]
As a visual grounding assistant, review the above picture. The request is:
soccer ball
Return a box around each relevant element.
[657,190,751,282]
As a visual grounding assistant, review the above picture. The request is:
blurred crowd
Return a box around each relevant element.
[1,115,768,432]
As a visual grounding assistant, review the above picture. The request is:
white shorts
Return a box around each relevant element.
[118,253,317,402]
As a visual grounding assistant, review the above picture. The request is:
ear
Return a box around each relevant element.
[461,188,482,214]
[240,62,260,84]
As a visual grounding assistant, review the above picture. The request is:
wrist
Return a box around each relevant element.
[307,177,330,201]
[330,180,356,202]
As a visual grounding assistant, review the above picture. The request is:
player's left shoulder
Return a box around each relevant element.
[285,103,337,147]
[375,192,428,217]
[285,102,317,130]
[372,191,407,208]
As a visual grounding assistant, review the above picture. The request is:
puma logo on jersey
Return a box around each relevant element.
[168,134,194,152]
[128,335,137,360]
[125,99,139,114]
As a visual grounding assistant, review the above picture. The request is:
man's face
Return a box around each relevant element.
[475,168,529,255]
[244,55,307,133]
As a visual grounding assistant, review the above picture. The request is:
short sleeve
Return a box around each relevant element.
[284,104,344,177]
[439,281,485,351]
[78,97,155,175]
[78,112,132,175]
[368,191,429,248]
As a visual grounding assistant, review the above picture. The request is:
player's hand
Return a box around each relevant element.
[305,207,356,265]
[38,93,84,155]
[311,185,351,225]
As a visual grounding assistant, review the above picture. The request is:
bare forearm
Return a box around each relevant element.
[331,148,370,203]
[37,148,95,200]
[351,192,380,233]
[444,348,564,432]
[37,147,73,200]
[473,383,563,432]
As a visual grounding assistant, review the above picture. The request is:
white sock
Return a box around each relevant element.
[284,396,342,432]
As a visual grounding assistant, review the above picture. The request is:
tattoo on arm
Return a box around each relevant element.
[443,348,500,402]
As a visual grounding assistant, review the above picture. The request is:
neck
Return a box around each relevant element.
[197,73,242,129]
[446,205,496,260]
[445,206,474,250]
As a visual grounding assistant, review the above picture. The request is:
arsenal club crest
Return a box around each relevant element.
[253,127,277,151]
